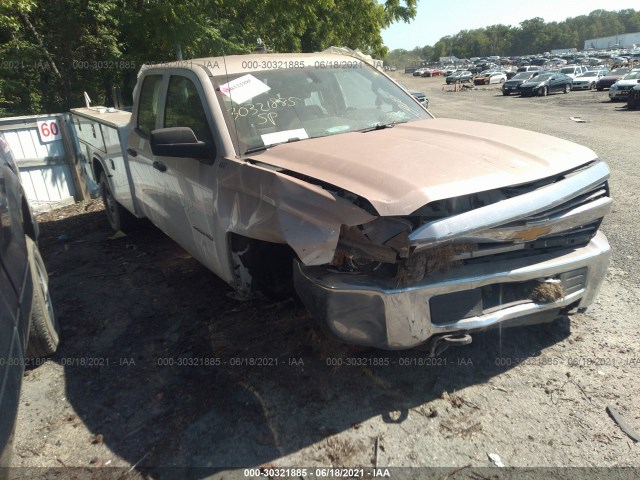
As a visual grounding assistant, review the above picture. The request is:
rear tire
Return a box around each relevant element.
[100,173,137,232]
[25,236,60,358]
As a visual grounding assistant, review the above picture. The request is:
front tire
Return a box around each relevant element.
[100,173,137,232]
[564,84,571,94]
[25,236,60,358]
[538,86,548,96]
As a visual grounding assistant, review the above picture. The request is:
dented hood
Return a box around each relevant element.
[252,118,598,216]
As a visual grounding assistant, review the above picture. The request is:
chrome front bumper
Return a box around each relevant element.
[294,232,610,350]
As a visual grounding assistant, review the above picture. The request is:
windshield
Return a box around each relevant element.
[212,65,429,155]
[622,71,640,80]
[560,67,575,74]
[512,72,533,80]
[577,71,597,77]
[535,74,553,81]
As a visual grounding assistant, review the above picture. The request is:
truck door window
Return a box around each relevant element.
[164,76,212,143]
[137,75,163,137]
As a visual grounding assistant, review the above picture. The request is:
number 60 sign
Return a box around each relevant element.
[37,117,62,143]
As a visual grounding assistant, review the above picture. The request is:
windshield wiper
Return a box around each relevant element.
[358,121,406,133]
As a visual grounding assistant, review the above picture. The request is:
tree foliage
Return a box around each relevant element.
[0,0,416,115]
[385,8,640,65]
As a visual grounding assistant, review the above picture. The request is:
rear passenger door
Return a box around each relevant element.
[126,73,168,225]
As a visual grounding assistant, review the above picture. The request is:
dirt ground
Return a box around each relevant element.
[10,74,640,480]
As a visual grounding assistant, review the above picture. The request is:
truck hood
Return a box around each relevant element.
[252,118,598,216]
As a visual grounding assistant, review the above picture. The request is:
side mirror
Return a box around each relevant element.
[150,127,215,163]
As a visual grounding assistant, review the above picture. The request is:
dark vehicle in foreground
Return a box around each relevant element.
[518,72,573,97]
[502,71,540,95]
[596,68,630,91]
[0,138,60,472]
[628,83,640,109]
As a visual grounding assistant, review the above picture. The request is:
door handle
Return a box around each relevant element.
[126,147,138,157]
[153,160,167,172]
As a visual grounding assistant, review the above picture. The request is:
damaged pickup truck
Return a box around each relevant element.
[71,52,611,350]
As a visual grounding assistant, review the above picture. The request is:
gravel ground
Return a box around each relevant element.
[10,74,640,480]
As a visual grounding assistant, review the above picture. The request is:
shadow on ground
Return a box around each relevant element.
[35,203,570,479]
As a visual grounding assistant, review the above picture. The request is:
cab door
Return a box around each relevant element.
[150,72,222,274]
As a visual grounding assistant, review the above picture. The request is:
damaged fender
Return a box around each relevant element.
[215,159,375,270]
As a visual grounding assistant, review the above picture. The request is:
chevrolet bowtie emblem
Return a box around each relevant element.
[510,226,553,242]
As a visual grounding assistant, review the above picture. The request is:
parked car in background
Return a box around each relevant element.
[608,70,640,101]
[446,70,473,84]
[627,83,640,109]
[413,68,428,77]
[516,65,542,73]
[518,72,573,97]
[408,90,429,108]
[571,70,609,90]
[559,65,587,79]
[428,68,443,77]
[0,137,60,472]
[597,68,630,90]
[502,71,540,95]
[473,70,507,85]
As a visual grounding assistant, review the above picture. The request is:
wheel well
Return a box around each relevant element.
[229,233,296,298]
[22,197,37,240]
[92,158,105,184]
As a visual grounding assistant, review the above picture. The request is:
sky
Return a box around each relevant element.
[382,0,638,50]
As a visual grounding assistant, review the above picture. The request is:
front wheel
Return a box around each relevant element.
[538,86,548,96]
[628,96,638,110]
[590,82,596,90]
[564,84,571,94]
[100,173,137,232]
[502,90,510,96]
[25,236,60,358]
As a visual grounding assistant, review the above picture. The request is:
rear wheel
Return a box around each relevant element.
[25,236,60,358]
[100,173,137,232]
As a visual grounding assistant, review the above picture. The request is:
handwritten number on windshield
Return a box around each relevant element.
[227,96,302,120]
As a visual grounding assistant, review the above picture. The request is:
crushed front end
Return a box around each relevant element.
[294,160,611,349]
